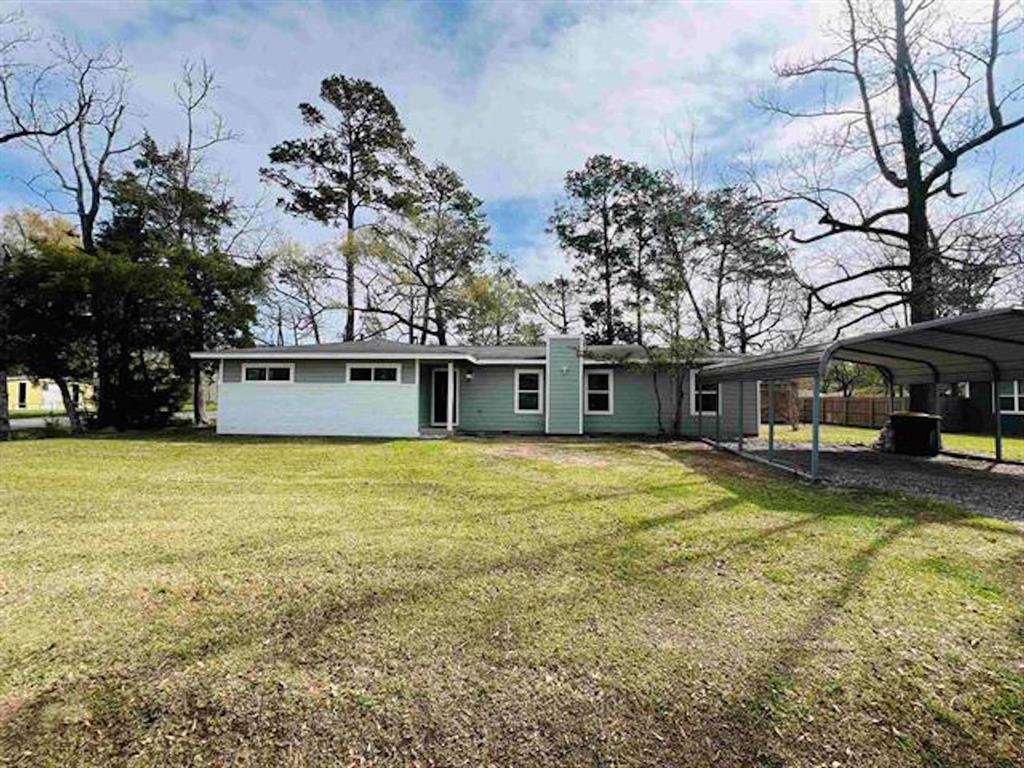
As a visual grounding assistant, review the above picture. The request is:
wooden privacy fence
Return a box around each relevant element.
[788,396,909,429]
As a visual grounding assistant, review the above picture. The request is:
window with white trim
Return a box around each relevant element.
[242,364,293,383]
[514,369,543,414]
[584,370,613,415]
[998,380,1023,414]
[346,364,401,383]
[689,370,719,415]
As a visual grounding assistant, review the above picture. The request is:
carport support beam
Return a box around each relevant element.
[738,381,745,452]
[715,386,721,445]
[768,380,775,462]
[446,361,455,435]
[994,378,1003,462]
[696,372,703,440]
[811,375,821,480]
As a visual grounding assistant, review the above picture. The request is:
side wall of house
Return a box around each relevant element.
[218,358,419,437]
[459,365,546,433]
[582,367,758,438]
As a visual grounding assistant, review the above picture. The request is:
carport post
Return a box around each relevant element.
[811,375,821,480]
[994,378,1003,462]
[715,386,721,445]
[768,380,775,462]
[696,372,703,440]
[446,361,455,435]
[738,381,745,452]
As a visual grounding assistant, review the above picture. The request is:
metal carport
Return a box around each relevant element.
[696,306,1024,480]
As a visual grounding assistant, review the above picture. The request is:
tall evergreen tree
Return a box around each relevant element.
[96,139,264,428]
[261,75,416,341]
[550,155,633,344]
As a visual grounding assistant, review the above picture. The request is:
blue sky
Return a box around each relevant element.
[1,0,1018,285]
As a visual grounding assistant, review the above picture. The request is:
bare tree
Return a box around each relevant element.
[0,14,87,146]
[528,276,578,335]
[170,60,239,425]
[263,242,340,344]
[25,40,135,424]
[0,238,10,440]
[762,0,1024,408]
[359,162,488,344]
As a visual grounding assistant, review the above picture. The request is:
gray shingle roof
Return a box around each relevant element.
[192,339,739,364]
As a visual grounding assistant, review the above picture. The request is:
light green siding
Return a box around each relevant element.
[547,337,582,434]
[583,367,758,438]
[459,366,545,433]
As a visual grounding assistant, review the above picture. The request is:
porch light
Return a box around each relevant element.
[465,371,473,382]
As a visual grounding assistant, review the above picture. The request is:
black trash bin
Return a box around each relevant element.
[890,412,942,456]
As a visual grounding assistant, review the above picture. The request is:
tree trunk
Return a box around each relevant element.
[434,301,447,345]
[344,217,356,342]
[602,204,614,344]
[672,371,685,437]
[635,237,644,345]
[787,380,801,430]
[714,247,728,351]
[894,0,938,413]
[651,367,664,435]
[192,365,208,426]
[92,294,115,428]
[54,375,85,434]
[0,370,10,441]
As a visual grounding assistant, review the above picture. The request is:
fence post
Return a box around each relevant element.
[868,397,874,428]
[811,376,821,480]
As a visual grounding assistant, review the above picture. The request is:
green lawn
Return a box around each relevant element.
[1,434,1021,766]
[763,423,1024,460]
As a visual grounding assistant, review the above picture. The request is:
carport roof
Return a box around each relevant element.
[699,306,1024,385]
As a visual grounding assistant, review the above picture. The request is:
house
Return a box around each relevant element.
[191,336,759,439]
[5,376,92,413]
[958,380,1024,436]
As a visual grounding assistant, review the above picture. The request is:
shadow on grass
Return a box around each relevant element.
[4,438,1019,765]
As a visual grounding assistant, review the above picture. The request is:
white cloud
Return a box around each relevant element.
[0,0,884,281]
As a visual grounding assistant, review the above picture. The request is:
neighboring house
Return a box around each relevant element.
[963,379,1024,437]
[192,336,758,439]
[5,376,92,413]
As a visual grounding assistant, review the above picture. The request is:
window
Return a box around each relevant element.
[346,364,401,384]
[514,369,543,414]
[998,380,1023,414]
[689,370,719,416]
[242,364,293,383]
[584,370,613,415]
[17,381,27,409]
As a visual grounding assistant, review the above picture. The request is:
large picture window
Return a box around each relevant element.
[347,364,401,383]
[998,380,1023,414]
[689,370,719,416]
[584,370,613,415]
[242,364,293,383]
[514,369,543,414]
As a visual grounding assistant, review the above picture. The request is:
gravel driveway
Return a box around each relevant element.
[739,440,1024,521]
